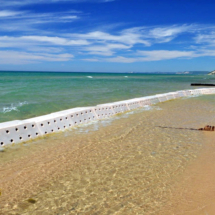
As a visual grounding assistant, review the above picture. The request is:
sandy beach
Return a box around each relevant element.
[158,131,215,215]
[0,97,215,214]
[1,0,215,213]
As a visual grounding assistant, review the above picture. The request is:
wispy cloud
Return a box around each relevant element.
[103,50,194,63]
[104,49,215,63]
[148,25,190,42]
[0,10,80,32]
[1,3,215,66]
[84,43,131,56]
[22,36,90,46]
[105,56,136,63]
[73,30,150,46]
[82,58,99,61]
[195,32,215,46]
[1,0,115,7]
[137,50,194,61]
[0,10,24,17]
[0,50,74,64]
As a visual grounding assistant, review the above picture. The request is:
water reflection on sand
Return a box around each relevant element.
[1,96,215,214]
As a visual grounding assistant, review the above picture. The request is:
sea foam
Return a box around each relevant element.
[1,101,28,113]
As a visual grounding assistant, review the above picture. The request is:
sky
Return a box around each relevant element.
[1,0,215,72]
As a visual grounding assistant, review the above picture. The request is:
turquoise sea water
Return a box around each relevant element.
[0,71,214,123]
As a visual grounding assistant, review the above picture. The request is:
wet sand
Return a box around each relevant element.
[158,131,215,215]
[0,97,215,214]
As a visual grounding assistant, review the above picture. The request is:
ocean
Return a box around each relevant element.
[0,71,214,123]
[1,71,215,214]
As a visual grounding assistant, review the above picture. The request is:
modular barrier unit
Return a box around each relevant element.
[124,99,142,110]
[173,92,181,99]
[111,102,129,114]
[0,88,214,147]
[191,89,202,96]
[156,94,168,102]
[137,96,158,106]
[0,120,40,146]
[141,96,160,105]
[94,105,115,119]
[139,96,153,106]
[165,92,178,100]
[177,90,187,97]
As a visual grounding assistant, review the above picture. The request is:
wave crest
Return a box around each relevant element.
[1,101,28,113]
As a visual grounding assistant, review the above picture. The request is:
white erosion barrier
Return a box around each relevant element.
[1,88,215,147]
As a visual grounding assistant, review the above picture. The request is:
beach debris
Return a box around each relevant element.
[157,125,215,131]
[198,125,215,131]
[27,198,37,204]
[157,126,198,131]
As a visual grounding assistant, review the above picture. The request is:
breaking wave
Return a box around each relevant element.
[1,101,28,113]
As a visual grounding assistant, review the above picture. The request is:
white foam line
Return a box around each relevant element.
[1,88,215,147]
[0,101,28,113]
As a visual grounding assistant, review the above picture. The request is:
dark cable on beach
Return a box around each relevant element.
[157,125,215,131]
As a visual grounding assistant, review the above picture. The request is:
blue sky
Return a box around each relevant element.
[1,0,215,72]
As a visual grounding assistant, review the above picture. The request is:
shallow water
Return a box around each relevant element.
[0,95,215,214]
[1,72,215,123]
[158,132,215,215]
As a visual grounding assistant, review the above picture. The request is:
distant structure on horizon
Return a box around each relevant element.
[176,71,190,74]
[208,70,215,75]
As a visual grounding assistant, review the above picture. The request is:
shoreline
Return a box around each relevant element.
[0,96,213,214]
[0,88,213,148]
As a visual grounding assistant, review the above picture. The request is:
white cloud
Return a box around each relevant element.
[69,25,193,52]
[74,31,150,46]
[2,22,215,64]
[195,32,215,45]
[22,36,90,46]
[82,58,99,61]
[195,49,215,57]
[60,15,78,20]
[106,56,136,63]
[0,51,74,64]
[0,9,81,35]
[0,10,24,17]
[0,36,34,48]
[1,0,115,7]
[104,48,215,63]
[4,0,211,65]
[0,10,81,27]
[85,43,131,56]
[119,25,193,44]
[137,50,194,61]
[149,25,190,39]
[0,36,90,49]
